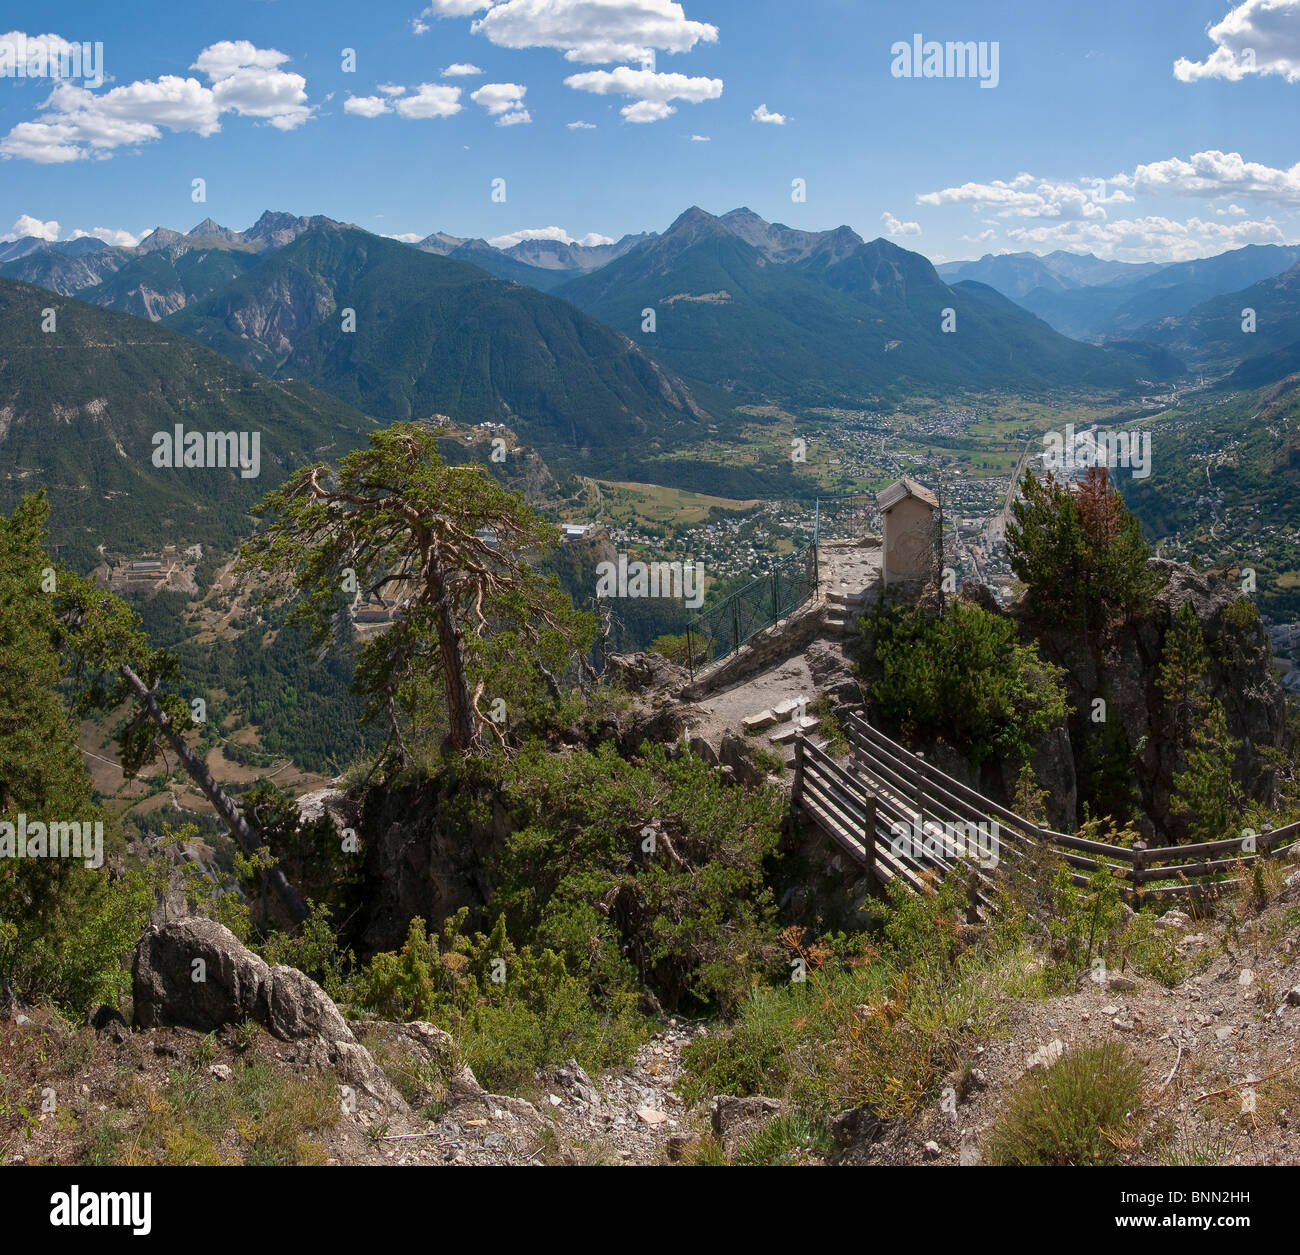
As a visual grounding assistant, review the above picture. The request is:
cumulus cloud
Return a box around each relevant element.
[470,81,527,113]
[751,103,786,124]
[0,39,312,162]
[394,83,464,118]
[881,211,921,237]
[441,63,484,76]
[377,83,408,95]
[433,0,719,64]
[345,95,393,117]
[1002,213,1286,262]
[916,173,1124,221]
[0,31,96,81]
[622,99,674,121]
[420,0,492,16]
[564,65,720,120]
[2,213,59,242]
[488,225,615,248]
[383,232,425,242]
[567,119,596,128]
[1174,0,1300,83]
[68,225,142,247]
[1133,149,1300,205]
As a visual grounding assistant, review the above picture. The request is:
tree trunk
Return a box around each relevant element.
[118,664,309,924]
[427,563,480,754]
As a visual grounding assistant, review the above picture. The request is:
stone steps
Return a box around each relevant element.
[770,715,822,745]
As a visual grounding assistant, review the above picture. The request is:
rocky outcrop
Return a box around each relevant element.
[356,775,513,954]
[606,651,688,696]
[1025,559,1290,841]
[132,919,404,1110]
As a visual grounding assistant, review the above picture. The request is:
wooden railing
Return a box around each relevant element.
[790,710,1300,903]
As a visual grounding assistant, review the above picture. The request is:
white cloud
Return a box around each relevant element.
[447,0,719,64]
[690,133,709,140]
[497,108,532,125]
[412,18,431,34]
[622,99,674,122]
[68,225,142,247]
[916,174,1123,221]
[565,65,721,102]
[0,39,312,162]
[1174,0,1300,83]
[470,81,527,114]
[489,225,615,248]
[564,65,721,121]
[567,119,596,128]
[393,83,464,118]
[1133,149,1300,205]
[421,0,493,16]
[1002,213,1288,262]
[2,213,58,242]
[0,31,89,77]
[345,95,393,117]
[193,41,312,131]
[377,83,408,95]
[383,232,425,243]
[751,103,786,124]
[1217,202,1249,216]
[881,211,921,237]
[441,63,484,76]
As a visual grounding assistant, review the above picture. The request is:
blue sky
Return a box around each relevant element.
[2,0,1299,262]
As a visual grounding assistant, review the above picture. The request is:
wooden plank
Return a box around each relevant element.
[1047,831,1139,862]
[1132,857,1251,885]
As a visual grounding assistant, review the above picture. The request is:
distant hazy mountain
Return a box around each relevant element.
[941,244,1300,341]
[1135,259,1300,377]
[166,223,707,456]
[0,234,110,265]
[413,228,650,292]
[936,251,1161,299]
[0,275,375,571]
[555,206,1164,405]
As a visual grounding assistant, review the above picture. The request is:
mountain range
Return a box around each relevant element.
[552,206,1170,403]
[0,275,375,570]
[164,223,707,460]
[940,244,1300,344]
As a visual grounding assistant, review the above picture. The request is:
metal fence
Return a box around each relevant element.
[814,491,883,541]
[684,507,820,680]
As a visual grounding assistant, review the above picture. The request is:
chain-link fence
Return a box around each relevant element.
[684,514,820,681]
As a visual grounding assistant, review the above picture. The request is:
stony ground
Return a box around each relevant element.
[6,881,1299,1168]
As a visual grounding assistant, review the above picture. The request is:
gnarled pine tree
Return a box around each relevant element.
[240,422,594,759]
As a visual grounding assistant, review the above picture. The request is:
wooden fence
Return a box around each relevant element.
[790,710,1300,904]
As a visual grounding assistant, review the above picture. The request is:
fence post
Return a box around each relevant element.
[792,729,805,809]
[685,624,695,683]
[913,751,927,836]
[732,597,741,653]
[771,570,779,626]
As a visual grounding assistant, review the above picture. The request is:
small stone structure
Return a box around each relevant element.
[876,477,940,589]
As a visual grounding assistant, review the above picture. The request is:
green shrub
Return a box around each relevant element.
[358,913,643,1094]
[862,598,1069,768]
[987,1043,1144,1165]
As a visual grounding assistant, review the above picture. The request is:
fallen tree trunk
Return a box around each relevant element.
[119,663,310,925]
